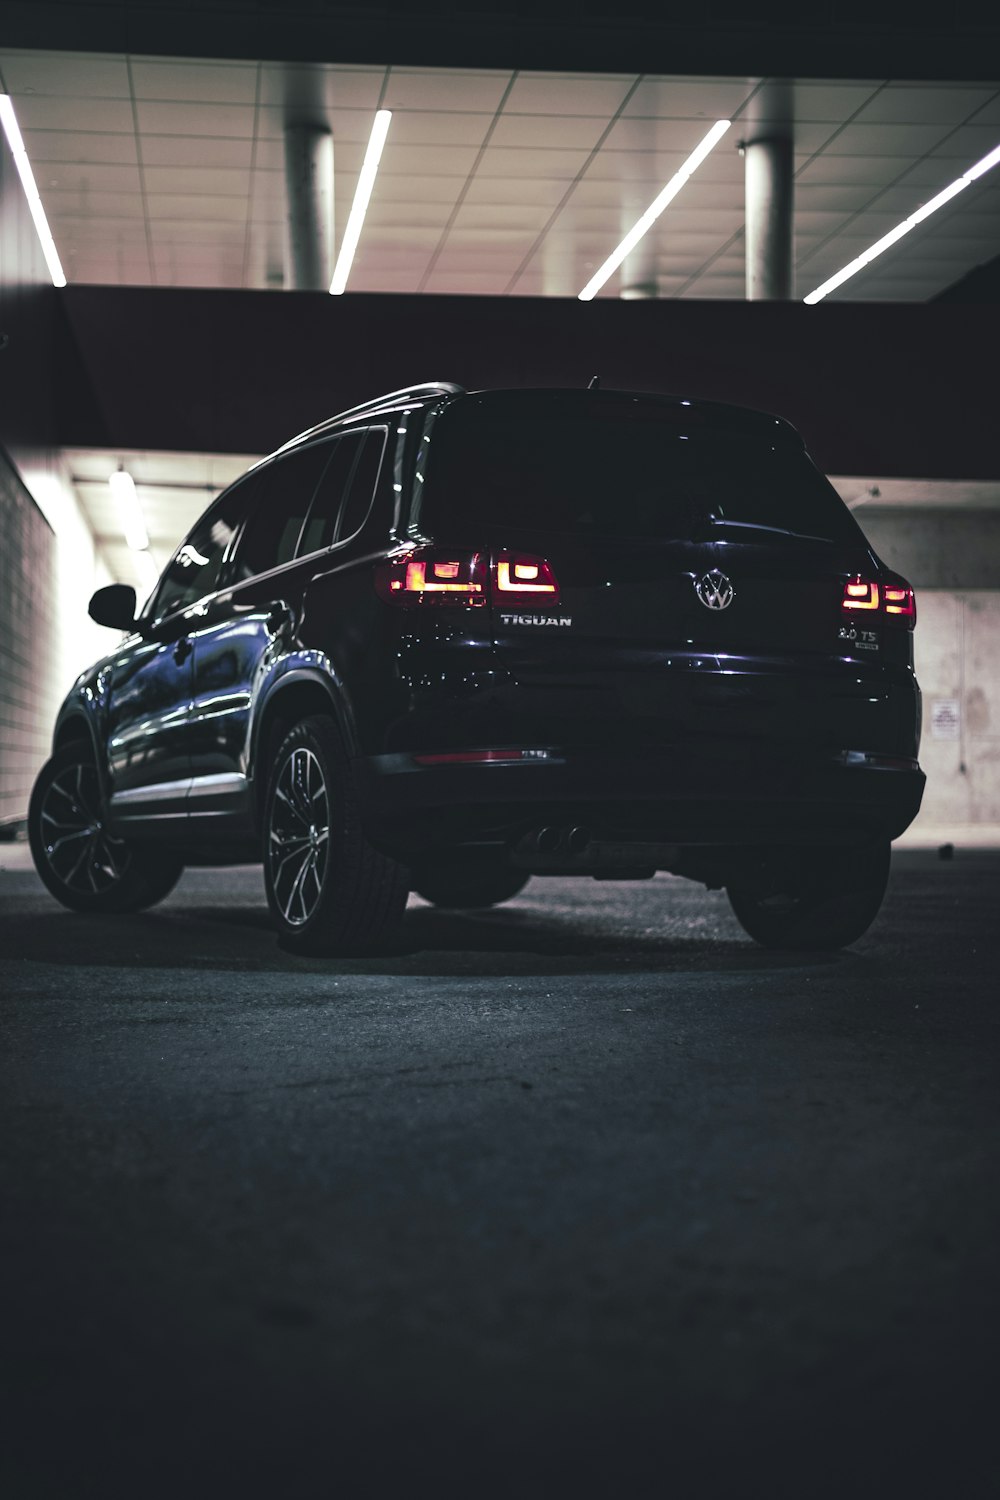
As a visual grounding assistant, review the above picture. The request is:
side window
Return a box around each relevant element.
[234,441,332,581]
[296,432,364,557]
[338,428,387,542]
[152,471,263,620]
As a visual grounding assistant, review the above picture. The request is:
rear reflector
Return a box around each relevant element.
[412,748,555,765]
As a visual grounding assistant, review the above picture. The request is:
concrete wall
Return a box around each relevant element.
[857,507,1000,840]
[0,121,109,831]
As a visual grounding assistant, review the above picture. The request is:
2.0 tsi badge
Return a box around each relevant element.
[694,570,735,610]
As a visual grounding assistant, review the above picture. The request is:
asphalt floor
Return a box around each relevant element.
[1,844,998,1499]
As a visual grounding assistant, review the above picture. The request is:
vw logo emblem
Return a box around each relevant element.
[694,570,735,610]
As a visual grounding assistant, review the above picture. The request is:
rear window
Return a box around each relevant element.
[419,405,860,546]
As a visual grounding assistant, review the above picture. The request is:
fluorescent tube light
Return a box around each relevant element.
[329,109,392,295]
[803,139,1000,304]
[0,93,67,288]
[578,119,732,301]
[109,468,149,552]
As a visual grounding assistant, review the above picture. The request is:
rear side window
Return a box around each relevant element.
[296,433,364,557]
[234,442,332,579]
[420,406,861,546]
[338,429,387,541]
[152,469,264,619]
[297,426,386,555]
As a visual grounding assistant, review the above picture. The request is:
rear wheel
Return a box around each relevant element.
[411,865,529,909]
[28,745,183,913]
[726,840,891,950]
[263,715,409,955]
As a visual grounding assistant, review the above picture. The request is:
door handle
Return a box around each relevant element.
[173,636,193,665]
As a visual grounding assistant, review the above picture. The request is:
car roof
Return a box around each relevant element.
[268,382,802,464]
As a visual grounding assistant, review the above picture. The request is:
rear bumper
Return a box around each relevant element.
[359,743,925,859]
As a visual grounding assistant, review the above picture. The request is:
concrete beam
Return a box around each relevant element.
[52,287,1000,481]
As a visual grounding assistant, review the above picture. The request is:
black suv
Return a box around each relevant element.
[29,383,924,953]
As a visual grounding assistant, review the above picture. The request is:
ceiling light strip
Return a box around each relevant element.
[329,109,392,296]
[578,119,732,302]
[0,94,67,289]
[803,141,1000,305]
[109,468,149,552]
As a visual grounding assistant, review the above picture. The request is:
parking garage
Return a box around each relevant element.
[1,3,999,1495]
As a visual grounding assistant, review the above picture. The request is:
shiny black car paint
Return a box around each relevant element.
[52,386,925,884]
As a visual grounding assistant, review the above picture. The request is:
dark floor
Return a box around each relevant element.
[1,847,998,1499]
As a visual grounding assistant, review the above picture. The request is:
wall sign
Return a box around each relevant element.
[930,698,961,740]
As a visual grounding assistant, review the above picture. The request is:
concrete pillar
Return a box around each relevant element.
[284,126,334,292]
[744,136,793,301]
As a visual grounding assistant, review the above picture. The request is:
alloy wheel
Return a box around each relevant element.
[38,763,130,895]
[267,746,330,927]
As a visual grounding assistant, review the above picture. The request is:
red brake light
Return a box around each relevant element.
[494,553,560,602]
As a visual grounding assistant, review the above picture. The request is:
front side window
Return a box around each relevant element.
[151,470,265,620]
[234,441,332,580]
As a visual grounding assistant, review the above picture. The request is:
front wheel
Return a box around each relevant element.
[263,716,409,955]
[726,841,891,950]
[28,745,183,913]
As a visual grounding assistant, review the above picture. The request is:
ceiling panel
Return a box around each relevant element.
[12,94,134,132]
[622,78,758,119]
[502,74,634,116]
[0,51,131,96]
[129,60,258,104]
[21,128,139,164]
[852,85,997,125]
[382,68,511,113]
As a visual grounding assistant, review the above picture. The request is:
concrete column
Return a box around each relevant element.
[744,136,794,301]
[284,126,334,292]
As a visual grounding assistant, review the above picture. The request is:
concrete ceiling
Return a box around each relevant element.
[1,48,998,301]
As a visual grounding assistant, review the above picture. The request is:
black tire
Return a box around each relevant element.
[28,745,183,914]
[411,865,529,909]
[726,840,891,951]
[263,715,409,955]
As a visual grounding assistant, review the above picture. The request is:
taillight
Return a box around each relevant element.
[377,548,561,607]
[884,583,916,623]
[841,574,916,629]
[494,553,560,602]
[376,548,487,606]
[842,577,879,611]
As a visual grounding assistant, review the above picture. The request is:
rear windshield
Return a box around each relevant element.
[419,405,860,545]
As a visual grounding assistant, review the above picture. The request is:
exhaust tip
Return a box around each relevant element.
[567,826,591,855]
[535,826,561,854]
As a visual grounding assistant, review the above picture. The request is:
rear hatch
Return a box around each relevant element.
[415,391,911,755]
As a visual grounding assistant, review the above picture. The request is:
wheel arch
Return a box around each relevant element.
[250,671,359,820]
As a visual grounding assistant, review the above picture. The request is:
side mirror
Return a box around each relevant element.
[88,583,138,632]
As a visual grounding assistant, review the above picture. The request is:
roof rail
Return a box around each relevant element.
[333,381,466,421]
[273,382,465,457]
